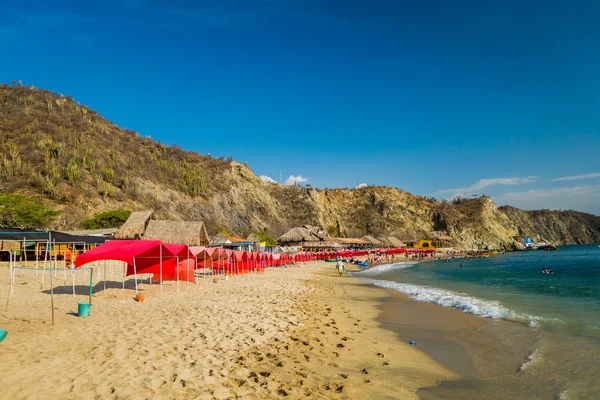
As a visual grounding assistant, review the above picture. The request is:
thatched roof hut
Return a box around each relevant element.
[302,241,343,250]
[278,225,341,250]
[333,237,370,245]
[143,220,210,246]
[361,235,383,246]
[387,237,406,247]
[278,227,323,243]
[115,211,154,239]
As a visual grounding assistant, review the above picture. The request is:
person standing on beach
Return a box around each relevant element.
[336,259,345,277]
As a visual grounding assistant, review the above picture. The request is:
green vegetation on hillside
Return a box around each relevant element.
[80,210,132,229]
[0,192,59,229]
[1,84,598,247]
[0,84,231,206]
[252,231,278,246]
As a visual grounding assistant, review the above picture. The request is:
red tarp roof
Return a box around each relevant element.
[75,240,174,268]
[74,240,196,283]
[164,243,192,258]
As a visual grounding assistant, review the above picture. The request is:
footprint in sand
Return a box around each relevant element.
[361,369,368,374]
[376,353,384,358]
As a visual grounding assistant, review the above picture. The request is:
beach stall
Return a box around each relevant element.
[232,250,248,275]
[163,244,196,289]
[75,240,176,293]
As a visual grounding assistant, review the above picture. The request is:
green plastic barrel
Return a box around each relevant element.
[0,328,7,342]
[78,303,92,317]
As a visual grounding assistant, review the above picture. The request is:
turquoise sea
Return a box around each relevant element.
[354,245,600,399]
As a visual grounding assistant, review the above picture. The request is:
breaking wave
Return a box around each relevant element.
[351,262,418,276]
[359,278,545,323]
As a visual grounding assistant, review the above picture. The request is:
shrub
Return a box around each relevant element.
[101,168,114,183]
[177,170,207,197]
[252,231,278,246]
[29,170,59,199]
[0,192,60,228]
[65,158,81,185]
[80,210,131,229]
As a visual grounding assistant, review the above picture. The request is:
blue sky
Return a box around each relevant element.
[1,0,599,214]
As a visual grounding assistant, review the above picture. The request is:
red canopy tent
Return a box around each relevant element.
[219,249,233,274]
[75,240,175,292]
[232,251,248,275]
[163,244,196,286]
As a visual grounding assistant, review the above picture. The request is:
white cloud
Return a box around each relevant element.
[553,173,600,181]
[438,176,536,198]
[259,175,277,184]
[356,183,368,189]
[493,185,600,214]
[284,175,307,185]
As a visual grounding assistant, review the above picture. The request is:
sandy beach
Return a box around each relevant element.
[0,261,455,399]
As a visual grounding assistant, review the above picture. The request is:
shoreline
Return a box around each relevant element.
[352,263,563,399]
[0,261,455,399]
[0,258,566,398]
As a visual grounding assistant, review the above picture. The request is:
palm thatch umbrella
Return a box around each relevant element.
[114,211,154,239]
[142,220,210,246]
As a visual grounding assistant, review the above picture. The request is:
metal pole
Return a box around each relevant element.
[35,242,39,280]
[49,232,55,325]
[186,256,190,288]
[159,245,163,293]
[133,258,138,294]
[5,251,13,312]
[88,267,93,305]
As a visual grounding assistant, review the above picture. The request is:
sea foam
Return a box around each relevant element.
[519,348,541,371]
[360,278,542,322]
[351,262,418,276]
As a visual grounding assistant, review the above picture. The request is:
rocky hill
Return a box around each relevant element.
[1,84,599,249]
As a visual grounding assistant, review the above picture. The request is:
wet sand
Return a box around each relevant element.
[0,261,455,399]
[376,286,562,399]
